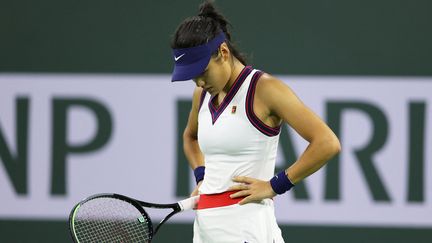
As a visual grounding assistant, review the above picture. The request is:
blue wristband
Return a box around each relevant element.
[270,171,294,194]
[193,166,205,184]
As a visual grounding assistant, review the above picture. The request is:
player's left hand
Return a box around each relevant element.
[228,176,277,205]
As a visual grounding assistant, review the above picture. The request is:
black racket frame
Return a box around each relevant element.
[69,193,182,242]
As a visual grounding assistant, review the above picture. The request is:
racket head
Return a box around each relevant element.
[69,193,153,243]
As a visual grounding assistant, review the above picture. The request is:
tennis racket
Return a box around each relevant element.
[69,193,199,243]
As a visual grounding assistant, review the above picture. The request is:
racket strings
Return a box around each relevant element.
[72,197,152,243]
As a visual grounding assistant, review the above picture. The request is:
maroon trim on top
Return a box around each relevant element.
[246,71,281,137]
[209,66,253,124]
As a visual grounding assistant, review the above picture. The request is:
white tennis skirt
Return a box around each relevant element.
[193,199,285,243]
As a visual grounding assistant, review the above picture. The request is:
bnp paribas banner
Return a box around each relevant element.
[0,74,431,227]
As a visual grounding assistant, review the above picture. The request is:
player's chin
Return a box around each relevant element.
[205,87,219,96]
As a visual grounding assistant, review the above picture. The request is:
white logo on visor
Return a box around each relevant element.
[174,53,185,61]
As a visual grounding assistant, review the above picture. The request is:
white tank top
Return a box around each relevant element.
[198,66,281,194]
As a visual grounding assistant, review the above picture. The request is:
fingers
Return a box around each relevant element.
[238,195,261,205]
[238,197,250,205]
[228,176,258,199]
[227,183,250,191]
[229,189,251,198]
[229,178,275,204]
[232,176,256,184]
[228,176,254,192]
[190,190,198,197]
[190,181,202,197]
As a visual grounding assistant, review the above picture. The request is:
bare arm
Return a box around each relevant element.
[260,74,341,183]
[230,74,341,204]
[183,87,205,196]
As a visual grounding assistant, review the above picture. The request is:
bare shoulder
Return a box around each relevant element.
[185,87,205,134]
[256,72,285,87]
[191,87,205,109]
[255,72,299,107]
[192,86,204,99]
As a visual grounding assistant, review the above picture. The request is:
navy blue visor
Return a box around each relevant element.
[171,32,226,82]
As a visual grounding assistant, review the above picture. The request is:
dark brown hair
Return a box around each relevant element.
[171,0,247,65]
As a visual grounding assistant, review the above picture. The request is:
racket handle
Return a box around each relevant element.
[178,195,199,211]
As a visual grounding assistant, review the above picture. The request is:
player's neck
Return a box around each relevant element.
[222,60,245,95]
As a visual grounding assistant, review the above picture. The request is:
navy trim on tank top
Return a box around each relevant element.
[209,66,253,124]
[246,71,281,137]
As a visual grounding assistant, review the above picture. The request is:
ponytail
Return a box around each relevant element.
[198,1,230,41]
[171,0,247,65]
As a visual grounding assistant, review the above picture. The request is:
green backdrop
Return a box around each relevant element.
[1,0,431,75]
[1,0,431,242]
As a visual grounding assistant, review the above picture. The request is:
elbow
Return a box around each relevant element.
[182,129,194,154]
[333,138,342,156]
[183,127,198,144]
[182,129,189,142]
[315,133,340,161]
[326,135,341,159]
[183,130,191,146]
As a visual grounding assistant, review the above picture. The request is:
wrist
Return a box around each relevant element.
[193,166,205,184]
[270,170,295,194]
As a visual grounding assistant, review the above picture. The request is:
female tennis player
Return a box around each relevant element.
[171,1,341,242]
